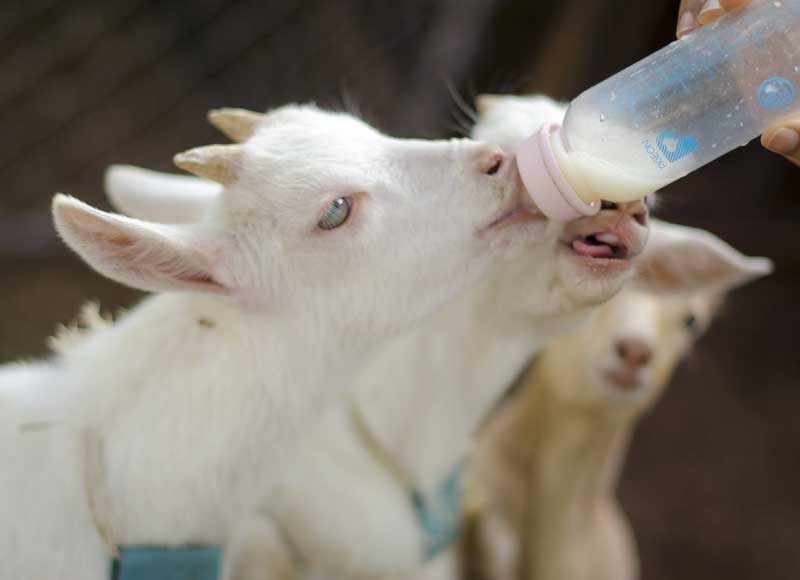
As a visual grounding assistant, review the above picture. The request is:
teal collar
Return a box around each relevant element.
[349,400,464,561]
[111,546,220,580]
[82,434,222,580]
[410,464,464,561]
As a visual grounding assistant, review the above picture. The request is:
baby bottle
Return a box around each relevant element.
[517,0,800,221]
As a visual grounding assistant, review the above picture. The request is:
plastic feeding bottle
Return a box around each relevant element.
[517,0,800,221]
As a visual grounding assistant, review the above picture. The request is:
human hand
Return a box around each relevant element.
[676,0,751,38]
[677,0,800,166]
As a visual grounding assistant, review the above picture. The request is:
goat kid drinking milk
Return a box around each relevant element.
[102,95,763,580]
[0,105,545,580]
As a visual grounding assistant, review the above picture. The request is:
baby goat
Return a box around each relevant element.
[0,105,537,580]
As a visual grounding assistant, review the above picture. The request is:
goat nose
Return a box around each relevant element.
[474,144,508,176]
[615,338,653,369]
[600,198,648,226]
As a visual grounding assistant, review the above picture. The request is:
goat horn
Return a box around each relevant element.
[173,144,242,185]
[207,108,264,142]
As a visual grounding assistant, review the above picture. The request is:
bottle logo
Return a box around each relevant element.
[757,77,797,110]
[656,131,699,163]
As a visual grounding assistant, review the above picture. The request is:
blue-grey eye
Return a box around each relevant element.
[318,197,352,230]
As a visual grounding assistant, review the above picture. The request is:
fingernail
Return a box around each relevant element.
[765,128,800,154]
[721,0,750,10]
[676,11,697,38]
[697,0,724,24]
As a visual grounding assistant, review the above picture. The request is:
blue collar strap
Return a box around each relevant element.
[349,400,464,561]
[410,464,464,561]
[111,546,220,580]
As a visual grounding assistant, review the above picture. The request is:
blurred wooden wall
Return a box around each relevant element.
[1,1,798,578]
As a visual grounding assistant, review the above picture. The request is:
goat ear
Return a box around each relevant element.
[53,194,228,294]
[475,94,503,115]
[634,220,773,294]
[105,165,221,224]
[207,108,264,142]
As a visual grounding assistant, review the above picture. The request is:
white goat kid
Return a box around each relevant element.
[465,223,772,580]
[105,96,652,580]
[0,105,538,580]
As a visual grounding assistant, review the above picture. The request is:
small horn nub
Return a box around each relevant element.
[475,94,502,115]
[207,108,264,142]
[173,145,242,185]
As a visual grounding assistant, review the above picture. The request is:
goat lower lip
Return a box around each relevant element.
[569,236,629,261]
[605,369,641,389]
[573,239,615,259]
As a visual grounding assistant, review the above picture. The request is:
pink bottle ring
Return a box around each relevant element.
[516,123,599,222]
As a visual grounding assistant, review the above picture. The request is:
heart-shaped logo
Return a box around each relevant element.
[657,131,699,163]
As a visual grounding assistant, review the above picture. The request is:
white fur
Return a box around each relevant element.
[0,105,536,580]
[106,96,655,580]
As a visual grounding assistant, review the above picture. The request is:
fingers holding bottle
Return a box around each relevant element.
[677,0,751,37]
[677,0,705,37]
[678,0,798,167]
[762,122,800,167]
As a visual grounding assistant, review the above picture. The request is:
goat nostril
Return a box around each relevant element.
[621,200,649,226]
[601,200,617,211]
[600,200,648,226]
[476,144,507,177]
[483,155,504,176]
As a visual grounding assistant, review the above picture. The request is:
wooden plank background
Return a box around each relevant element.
[1,1,798,578]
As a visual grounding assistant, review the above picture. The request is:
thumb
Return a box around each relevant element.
[762,123,800,168]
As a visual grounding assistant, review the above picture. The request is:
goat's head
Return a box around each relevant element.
[55,105,545,336]
[472,94,650,316]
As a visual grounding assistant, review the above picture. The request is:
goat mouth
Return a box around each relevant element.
[481,192,543,236]
[480,160,544,236]
[604,368,643,390]
[484,205,540,233]
[568,231,630,262]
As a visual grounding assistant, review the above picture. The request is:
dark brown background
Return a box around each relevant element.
[1,1,797,578]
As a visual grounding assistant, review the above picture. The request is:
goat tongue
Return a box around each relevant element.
[572,238,615,258]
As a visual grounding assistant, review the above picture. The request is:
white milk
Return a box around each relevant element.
[551,133,672,203]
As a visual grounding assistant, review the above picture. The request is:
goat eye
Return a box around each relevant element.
[318,197,352,230]
[684,313,697,331]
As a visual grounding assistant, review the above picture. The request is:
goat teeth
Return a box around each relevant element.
[595,233,620,246]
